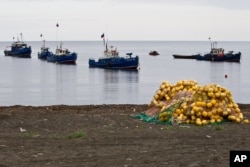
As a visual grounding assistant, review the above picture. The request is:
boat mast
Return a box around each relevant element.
[101,33,107,51]
[209,37,212,49]
[56,23,59,49]
[105,39,108,52]
[214,41,217,48]
[16,33,20,42]
[40,33,46,48]
[20,33,23,42]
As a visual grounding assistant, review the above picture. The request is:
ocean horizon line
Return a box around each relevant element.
[1,40,250,42]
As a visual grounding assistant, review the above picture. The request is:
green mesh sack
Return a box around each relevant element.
[132,102,181,125]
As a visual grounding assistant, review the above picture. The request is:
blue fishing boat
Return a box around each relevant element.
[196,38,241,62]
[89,34,139,69]
[38,40,52,60]
[4,34,32,58]
[196,48,241,62]
[47,43,77,64]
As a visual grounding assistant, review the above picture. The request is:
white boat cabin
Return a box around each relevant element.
[210,48,224,55]
[55,43,70,56]
[104,45,119,57]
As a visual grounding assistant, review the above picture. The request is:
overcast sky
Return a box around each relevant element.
[1,0,250,41]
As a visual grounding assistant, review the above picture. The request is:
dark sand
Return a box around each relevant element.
[0,104,250,167]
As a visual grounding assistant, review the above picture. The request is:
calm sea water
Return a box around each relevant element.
[0,41,249,106]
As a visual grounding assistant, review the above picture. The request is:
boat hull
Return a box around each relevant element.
[4,48,32,58]
[149,51,159,56]
[38,51,52,60]
[89,56,139,69]
[47,53,77,64]
[196,52,241,62]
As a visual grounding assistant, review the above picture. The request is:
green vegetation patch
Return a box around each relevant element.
[67,130,87,139]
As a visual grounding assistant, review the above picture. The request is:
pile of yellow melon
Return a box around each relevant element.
[149,80,249,125]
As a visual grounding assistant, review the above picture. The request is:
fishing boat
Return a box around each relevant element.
[38,40,52,60]
[89,34,139,69]
[47,43,77,64]
[196,38,241,62]
[172,54,199,59]
[149,50,159,56]
[196,48,241,62]
[4,34,32,58]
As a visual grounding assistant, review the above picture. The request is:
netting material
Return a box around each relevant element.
[133,80,249,125]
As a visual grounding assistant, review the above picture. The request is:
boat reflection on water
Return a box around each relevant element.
[88,68,139,103]
[103,69,139,84]
[103,69,139,103]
